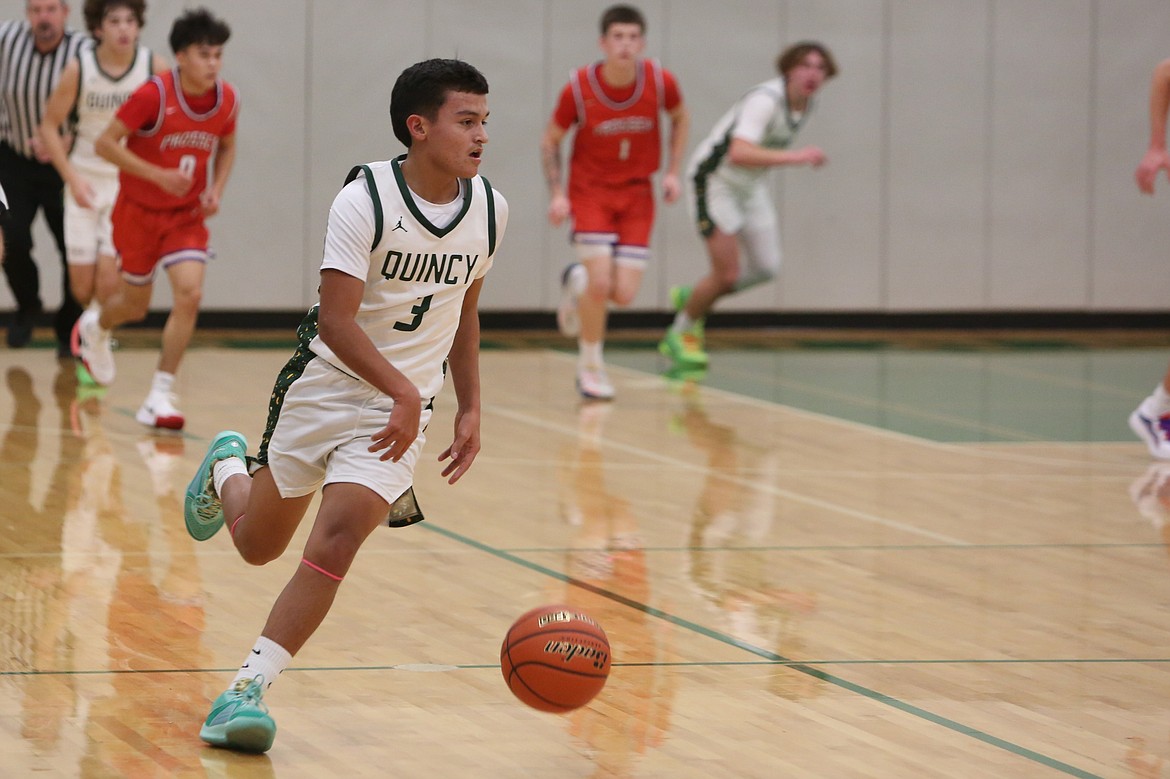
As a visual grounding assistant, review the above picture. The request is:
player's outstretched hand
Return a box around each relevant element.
[438,408,481,484]
[369,394,422,462]
[661,172,681,204]
[1136,148,1170,195]
[68,176,96,210]
[200,189,221,216]
[795,146,827,168]
[548,194,571,227]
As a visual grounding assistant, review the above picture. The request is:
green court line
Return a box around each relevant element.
[422,522,1105,779]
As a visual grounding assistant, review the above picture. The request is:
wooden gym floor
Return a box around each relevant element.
[1,328,1168,778]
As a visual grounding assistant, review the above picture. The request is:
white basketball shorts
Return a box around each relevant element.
[691,174,783,282]
[64,172,119,266]
[264,357,431,506]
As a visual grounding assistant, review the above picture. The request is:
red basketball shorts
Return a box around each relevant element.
[568,178,655,251]
[112,197,210,284]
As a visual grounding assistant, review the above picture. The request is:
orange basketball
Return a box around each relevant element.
[500,604,611,713]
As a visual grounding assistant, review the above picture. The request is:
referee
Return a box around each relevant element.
[0,0,85,352]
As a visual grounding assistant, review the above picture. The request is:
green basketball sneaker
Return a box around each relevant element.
[184,431,247,541]
[200,676,276,753]
[658,328,709,367]
[669,284,692,312]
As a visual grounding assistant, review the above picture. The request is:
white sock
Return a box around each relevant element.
[671,311,695,333]
[212,456,248,497]
[578,339,604,369]
[150,371,176,397]
[231,636,292,691]
[89,304,111,335]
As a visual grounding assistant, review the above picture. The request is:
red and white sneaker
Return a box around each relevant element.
[136,391,185,430]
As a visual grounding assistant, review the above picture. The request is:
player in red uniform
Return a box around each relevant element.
[75,8,237,431]
[541,4,688,400]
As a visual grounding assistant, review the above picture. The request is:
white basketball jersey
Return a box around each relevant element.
[688,76,811,191]
[72,42,153,178]
[309,156,508,400]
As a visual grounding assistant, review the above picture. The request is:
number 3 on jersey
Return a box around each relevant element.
[394,294,433,332]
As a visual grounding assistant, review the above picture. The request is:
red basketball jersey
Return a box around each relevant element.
[115,70,239,210]
[554,59,681,186]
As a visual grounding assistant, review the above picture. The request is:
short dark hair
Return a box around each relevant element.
[389,58,489,148]
[600,4,645,35]
[83,0,144,34]
[168,7,230,54]
[776,41,839,80]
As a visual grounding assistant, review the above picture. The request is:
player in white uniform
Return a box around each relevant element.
[658,42,837,369]
[182,58,506,754]
[38,0,166,312]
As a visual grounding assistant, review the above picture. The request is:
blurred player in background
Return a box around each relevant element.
[75,8,237,431]
[542,3,688,400]
[659,42,837,371]
[1130,56,1170,460]
[39,0,167,330]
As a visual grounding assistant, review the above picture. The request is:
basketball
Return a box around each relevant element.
[500,605,611,713]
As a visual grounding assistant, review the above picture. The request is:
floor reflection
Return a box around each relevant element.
[669,378,822,701]
[0,363,271,776]
[554,401,679,777]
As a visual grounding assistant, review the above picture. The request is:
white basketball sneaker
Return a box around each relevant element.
[1129,396,1170,460]
[576,365,615,401]
[136,391,185,430]
[74,308,115,386]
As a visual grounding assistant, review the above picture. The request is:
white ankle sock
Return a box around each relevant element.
[150,371,176,397]
[232,636,292,691]
[578,339,603,369]
[671,311,695,333]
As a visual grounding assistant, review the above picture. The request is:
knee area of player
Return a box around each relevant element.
[609,286,637,306]
[736,267,776,291]
[307,524,370,565]
[238,543,280,567]
[583,278,613,303]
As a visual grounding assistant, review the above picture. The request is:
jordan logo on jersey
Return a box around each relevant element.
[392,217,407,232]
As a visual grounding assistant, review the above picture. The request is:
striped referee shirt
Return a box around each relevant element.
[0,19,85,159]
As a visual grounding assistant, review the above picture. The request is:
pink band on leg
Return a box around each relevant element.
[300,557,343,582]
[228,514,245,537]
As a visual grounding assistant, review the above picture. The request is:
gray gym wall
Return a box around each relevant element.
[10,0,1170,317]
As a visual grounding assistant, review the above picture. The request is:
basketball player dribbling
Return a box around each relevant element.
[182,58,507,753]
